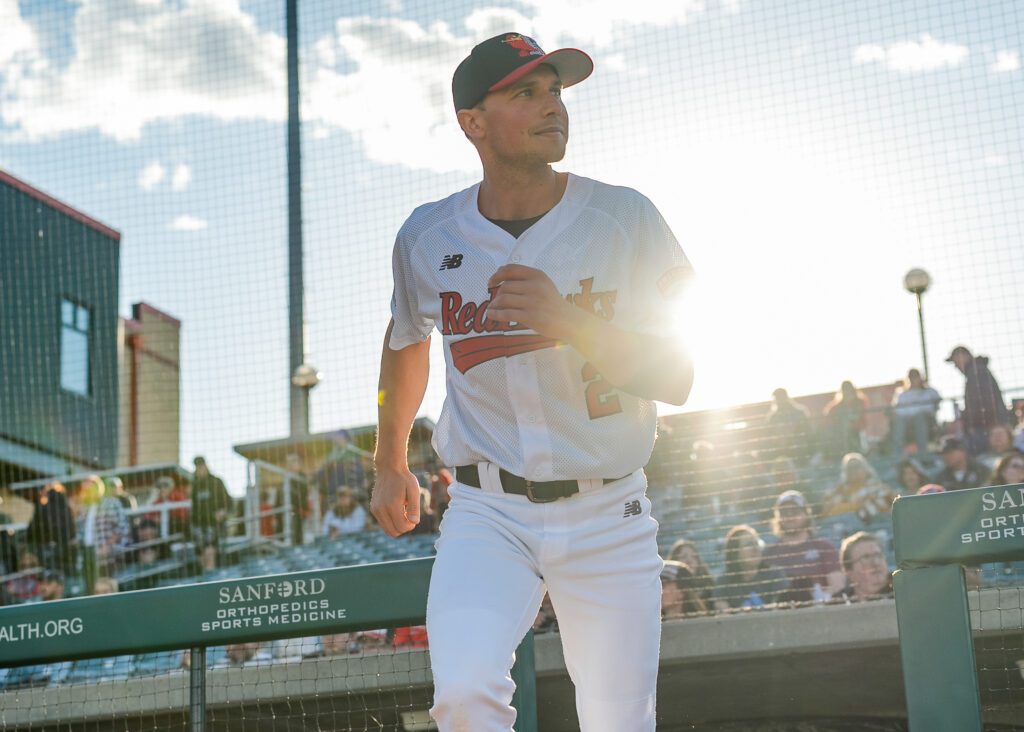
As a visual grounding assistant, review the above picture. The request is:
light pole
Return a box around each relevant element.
[291,364,322,435]
[903,268,932,383]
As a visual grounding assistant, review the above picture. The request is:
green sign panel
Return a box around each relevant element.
[893,482,1024,568]
[0,558,433,666]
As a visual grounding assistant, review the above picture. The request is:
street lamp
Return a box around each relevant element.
[291,363,322,435]
[903,268,932,382]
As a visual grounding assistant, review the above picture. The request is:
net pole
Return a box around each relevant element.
[189,646,207,732]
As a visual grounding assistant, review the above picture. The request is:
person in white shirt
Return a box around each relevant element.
[890,368,941,456]
[321,486,367,538]
[372,32,694,732]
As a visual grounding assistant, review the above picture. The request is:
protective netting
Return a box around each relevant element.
[1,0,1023,728]
[0,637,434,731]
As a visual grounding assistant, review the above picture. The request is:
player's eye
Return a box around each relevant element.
[516,88,532,97]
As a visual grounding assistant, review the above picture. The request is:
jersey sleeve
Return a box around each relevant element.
[630,194,694,334]
[388,229,434,350]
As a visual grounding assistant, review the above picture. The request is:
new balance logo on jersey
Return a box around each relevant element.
[439,254,463,270]
[623,500,642,517]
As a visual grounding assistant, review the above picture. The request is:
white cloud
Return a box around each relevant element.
[303,16,481,173]
[138,161,166,190]
[1,1,715,172]
[171,214,207,231]
[983,154,1007,167]
[0,0,37,66]
[1,0,285,141]
[171,164,192,191]
[519,0,706,49]
[991,50,1020,73]
[853,34,968,72]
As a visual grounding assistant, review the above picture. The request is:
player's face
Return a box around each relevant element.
[478,66,568,167]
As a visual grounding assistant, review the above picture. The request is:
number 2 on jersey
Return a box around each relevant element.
[581,362,622,419]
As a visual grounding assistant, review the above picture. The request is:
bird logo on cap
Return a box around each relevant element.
[503,33,544,57]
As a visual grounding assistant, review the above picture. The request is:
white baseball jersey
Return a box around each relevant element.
[389,173,692,481]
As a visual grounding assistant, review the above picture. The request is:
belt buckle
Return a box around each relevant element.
[525,480,558,504]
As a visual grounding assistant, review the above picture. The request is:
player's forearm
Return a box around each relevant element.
[565,308,693,406]
[374,321,431,471]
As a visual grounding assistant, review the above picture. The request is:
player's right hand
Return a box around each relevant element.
[370,465,421,537]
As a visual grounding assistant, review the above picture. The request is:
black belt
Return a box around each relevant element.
[456,465,628,503]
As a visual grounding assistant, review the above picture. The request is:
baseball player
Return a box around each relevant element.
[372,32,694,732]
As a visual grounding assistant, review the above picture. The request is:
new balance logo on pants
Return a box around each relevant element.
[623,500,642,517]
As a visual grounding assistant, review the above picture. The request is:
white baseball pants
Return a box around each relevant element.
[426,466,663,732]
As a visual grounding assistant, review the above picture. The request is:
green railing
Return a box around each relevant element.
[892,482,1024,732]
[0,557,538,731]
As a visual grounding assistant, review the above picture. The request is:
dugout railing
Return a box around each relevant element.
[893,481,1024,732]
[0,557,539,731]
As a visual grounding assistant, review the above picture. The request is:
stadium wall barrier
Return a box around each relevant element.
[893,481,1024,732]
[0,557,540,732]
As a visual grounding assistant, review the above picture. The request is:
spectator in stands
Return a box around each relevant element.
[823,381,869,458]
[285,454,311,546]
[38,570,64,602]
[765,388,813,463]
[713,524,789,610]
[220,642,272,667]
[322,486,369,538]
[936,436,986,491]
[978,424,1016,474]
[835,532,892,602]
[0,521,17,576]
[762,490,845,601]
[104,476,137,512]
[533,592,558,634]
[429,468,455,531]
[190,457,233,571]
[1014,402,1024,453]
[25,481,75,573]
[660,560,708,618]
[146,476,189,537]
[889,368,941,457]
[666,539,715,605]
[130,519,170,580]
[258,486,280,538]
[393,625,429,650]
[987,452,1024,488]
[946,345,1013,454]
[5,549,42,603]
[93,576,118,595]
[822,453,897,524]
[896,458,930,496]
[69,475,131,575]
[409,486,437,535]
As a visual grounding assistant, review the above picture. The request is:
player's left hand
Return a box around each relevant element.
[487,264,580,340]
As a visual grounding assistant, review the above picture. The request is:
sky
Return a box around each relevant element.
[1,0,1021,494]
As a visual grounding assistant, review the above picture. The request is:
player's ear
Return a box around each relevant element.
[457,107,485,143]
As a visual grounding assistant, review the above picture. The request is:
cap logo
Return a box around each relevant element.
[503,33,544,57]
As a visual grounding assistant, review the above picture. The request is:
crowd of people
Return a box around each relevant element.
[2,346,1022,650]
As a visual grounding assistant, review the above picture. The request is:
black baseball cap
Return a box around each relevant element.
[945,345,971,362]
[452,32,593,112]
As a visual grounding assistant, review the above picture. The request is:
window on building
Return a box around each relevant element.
[60,299,90,396]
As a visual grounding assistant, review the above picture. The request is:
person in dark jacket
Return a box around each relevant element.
[190,457,233,571]
[25,482,76,573]
[947,345,1012,454]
